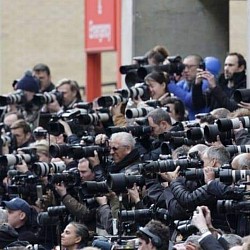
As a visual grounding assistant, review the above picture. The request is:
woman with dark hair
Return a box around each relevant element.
[144,71,170,101]
[61,222,89,250]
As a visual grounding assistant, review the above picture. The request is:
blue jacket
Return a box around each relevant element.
[168,79,210,120]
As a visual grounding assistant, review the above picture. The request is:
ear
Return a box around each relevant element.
[238,64,245,72]
[19,211,26,220]
[75,236,82,244]
[149,239,157,250]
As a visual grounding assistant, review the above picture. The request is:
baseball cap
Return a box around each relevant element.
[2,198,31,217]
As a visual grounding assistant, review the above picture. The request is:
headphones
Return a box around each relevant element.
[138,227,162,248]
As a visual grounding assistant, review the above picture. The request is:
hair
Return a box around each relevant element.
[147,108,172,126]
[185,54,204,67]
[145,70,170,87]
[56,78,82,100]
[204,146,230,165]
[227,52,247,69]
[210,108,230,119]
[110,132,136,149]
[147,50,166,65]
[144,220,169,250]
[33,63,51,75]
[172,145,190,160]
[152,45,170,59]
[4,111,24,121]
[222,234,243,249]
[232,153,250,170]
[199,114,217,125]
[188,144,209,156]
[10,119,31,134]
[228,108,250,118]
[162,97,186,121]
[68,222,89,246]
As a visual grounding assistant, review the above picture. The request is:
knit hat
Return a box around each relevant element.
[0,223,19,248]
[16,70,40,93]
[2,197,31,217]
[204,57,221,77]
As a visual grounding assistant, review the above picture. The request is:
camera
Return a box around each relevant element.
[81,181,109,196]
[119,207,170,224]
[217,200,250,214]
[33,128,48,139]
[226,145,250,156]
[74,101,93,110]
[186,127,204,141]
[216,116,250,132]
[139,159,203,175]
[106,125,152,137]
[48,169,81,187]
[115,83,150,101]
[0,90,26,106]
[33,90,63,106]
[234,89,250,103]
[159,131,187,142]
[0,152,38,166]
[137,57,184,79]
[78,113,110,125]
[184,167,250,185]
[107,173,145,193]
[174,220,198,239]
[97,95,128,108]
[204,124,233,143]
[125,107,155,119]
[32,161,66,177]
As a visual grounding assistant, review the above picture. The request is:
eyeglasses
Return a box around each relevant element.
[110,145,127,151]
[183,64,198,70]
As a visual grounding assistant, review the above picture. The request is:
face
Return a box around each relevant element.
[33,71,51,91]
[224,55,243,80]
[109,139,131,164]
[148,117,168,137]
[201,152,215,168]
[7,209,25,228]
[11,127,30,147]
[57,83,77,106]
[146,79,166,100]
[183,57,199,82]
[24,90,36,102]
[78,161,95,182]
[138,238,155,250]
[61,224,81,249]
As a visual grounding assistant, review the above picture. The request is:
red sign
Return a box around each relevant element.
[85,0,116,52]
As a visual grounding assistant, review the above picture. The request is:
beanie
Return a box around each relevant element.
[16,70,40,93]
[204,57,222,77]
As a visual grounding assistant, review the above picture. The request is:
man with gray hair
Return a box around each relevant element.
[108,131,141,174]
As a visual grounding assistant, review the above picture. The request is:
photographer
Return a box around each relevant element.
[46,79,82,113]
[2,197,39,244]
[136,219,170,250]
[192,52,247,112]
[32,63,55,93]
[10,71,41,128]
[167,54,210,120]
[191,206,229,250]
[10,119,34,150]
[169,146,242,232]
[54,157,112,235]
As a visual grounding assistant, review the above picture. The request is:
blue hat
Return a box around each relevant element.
[16,71,40,93]
[2,198,31,217]
[204,57,221,77]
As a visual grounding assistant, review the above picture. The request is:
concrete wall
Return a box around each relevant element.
[0,0,116,97]
[229,0,247,57]
[133,0,229,66]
